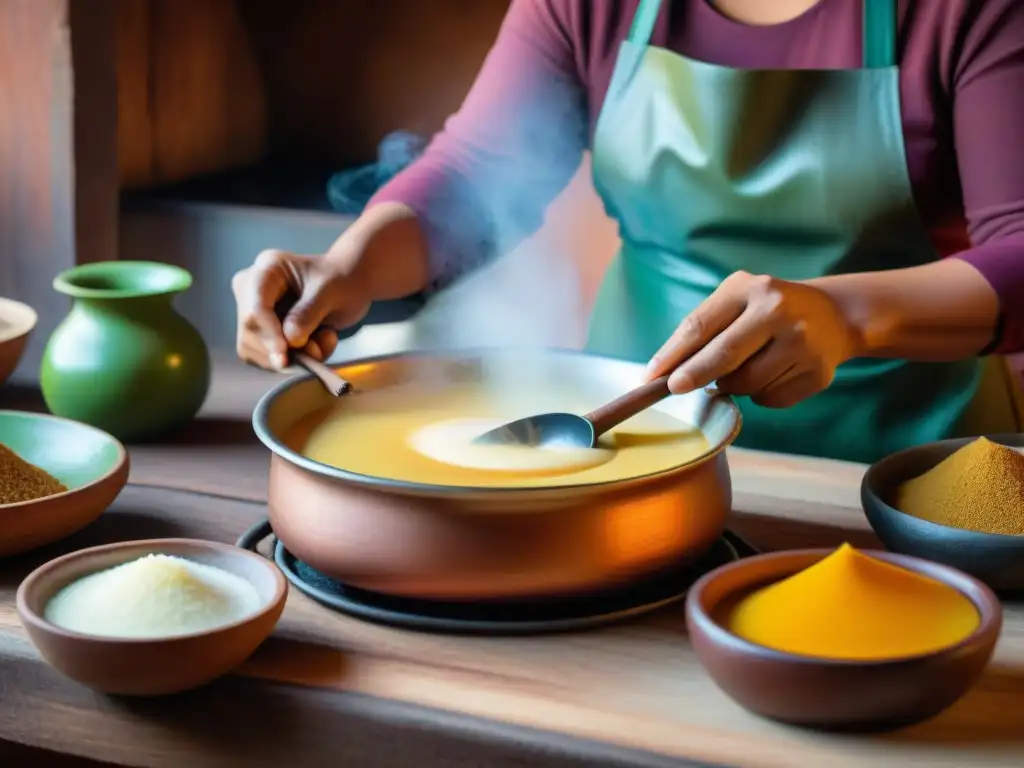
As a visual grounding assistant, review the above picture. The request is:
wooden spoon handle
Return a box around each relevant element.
[584,375,672,438]
[293,352,353,397]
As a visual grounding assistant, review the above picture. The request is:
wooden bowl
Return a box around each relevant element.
[0,410,129,557]
[16,538,288,696]
[685,549,1002,731]
[862,434,1024,592]
[0,297,37,384]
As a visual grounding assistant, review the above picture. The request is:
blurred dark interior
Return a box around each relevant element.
[117,0,511,210]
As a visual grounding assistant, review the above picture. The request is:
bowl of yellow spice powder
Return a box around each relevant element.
[862,435,1024,593]
[0,410,128,557]
[686,545,1001,731]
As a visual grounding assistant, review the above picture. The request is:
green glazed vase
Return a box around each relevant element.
[41,261,211,442]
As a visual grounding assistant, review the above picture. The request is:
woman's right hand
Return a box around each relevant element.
[232,249,372,370]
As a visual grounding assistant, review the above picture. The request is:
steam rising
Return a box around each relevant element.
[414,237,586,353]
[407,65,593,384]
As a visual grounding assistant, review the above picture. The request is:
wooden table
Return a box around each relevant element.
[2,360,1023,768]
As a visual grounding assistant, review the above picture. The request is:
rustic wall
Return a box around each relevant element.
[116,0,268,188]
[0,0,119,381]
[239,0,511,166]
[115,0,513,185]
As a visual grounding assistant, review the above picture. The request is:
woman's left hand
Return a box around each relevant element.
[647,271,860,408]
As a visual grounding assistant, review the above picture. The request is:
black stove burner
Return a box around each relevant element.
[236,520,758,635]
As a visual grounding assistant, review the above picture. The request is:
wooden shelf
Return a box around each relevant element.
[121,161,344,213]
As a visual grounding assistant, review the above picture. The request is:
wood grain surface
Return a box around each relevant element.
[115,0,268,188]
[1,358,1022,767]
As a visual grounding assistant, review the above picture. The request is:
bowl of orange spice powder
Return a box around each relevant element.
[685,545,1001,731]
[862,434,1024,592]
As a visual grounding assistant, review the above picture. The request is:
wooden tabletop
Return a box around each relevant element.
[2,357,1023,768]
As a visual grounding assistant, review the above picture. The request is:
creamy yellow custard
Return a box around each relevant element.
[291,382,711,487]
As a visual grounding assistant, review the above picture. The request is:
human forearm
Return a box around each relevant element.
[324,202,430,301]
[358,0,586,292]
[808,258,1000,362]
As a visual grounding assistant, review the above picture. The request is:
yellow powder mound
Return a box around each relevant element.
[0,443,67,505]
[896,437,1024,536]
[725,544,979,660]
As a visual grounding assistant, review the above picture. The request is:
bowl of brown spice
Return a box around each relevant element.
[0,410,128,557]
[0,297,37,384]
[862,435,1024,593]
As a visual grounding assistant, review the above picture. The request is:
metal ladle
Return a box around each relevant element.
[294,350,715,450]
[475,375,710,449]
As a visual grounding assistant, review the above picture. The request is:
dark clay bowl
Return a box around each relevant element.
[685,549,1002,731]
[862,434,1024,593]
[17,538,288,696]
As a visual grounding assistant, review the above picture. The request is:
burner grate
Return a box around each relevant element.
[237,520,758,635]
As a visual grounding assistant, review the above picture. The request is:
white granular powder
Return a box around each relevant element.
[44,553,261,639]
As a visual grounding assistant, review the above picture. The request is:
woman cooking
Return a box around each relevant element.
[232,0,1024,464]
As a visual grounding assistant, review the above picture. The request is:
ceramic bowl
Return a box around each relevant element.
[0,297,37,384]
[0,410,129,557]
[686,549,1001,731]
[17,538,288,696]
[862,434,1024,593]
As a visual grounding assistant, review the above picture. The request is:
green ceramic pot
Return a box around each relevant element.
[41,261,211,442]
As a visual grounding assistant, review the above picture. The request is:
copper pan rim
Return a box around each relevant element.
[252,347,744,499]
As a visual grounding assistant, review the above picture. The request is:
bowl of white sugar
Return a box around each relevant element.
[16,538,287,696]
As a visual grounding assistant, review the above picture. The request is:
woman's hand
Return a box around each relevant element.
[232,250,371,370]
[232,202,431,371]
[647,271,860,408]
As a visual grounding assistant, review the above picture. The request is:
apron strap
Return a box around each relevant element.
[627,0,663,46]
[862,0,897,68]
[609,0,663,103]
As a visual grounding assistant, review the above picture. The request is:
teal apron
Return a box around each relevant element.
[585,0,1015,464]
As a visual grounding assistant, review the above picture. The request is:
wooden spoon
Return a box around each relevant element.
[293,351,353,396]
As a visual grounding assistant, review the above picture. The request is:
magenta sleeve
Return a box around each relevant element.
[367,0,588,291]
[947,0,1024,354]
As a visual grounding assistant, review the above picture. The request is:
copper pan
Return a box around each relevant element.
[252,350,742,601]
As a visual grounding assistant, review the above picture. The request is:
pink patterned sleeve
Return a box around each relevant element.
[947,0,1024,354]
[367,0,588,291]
